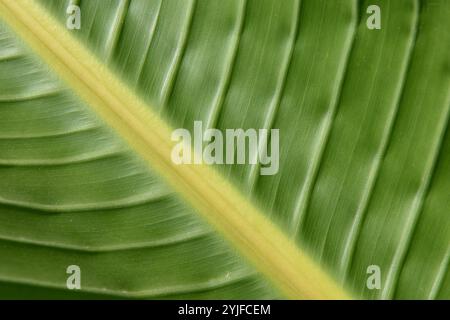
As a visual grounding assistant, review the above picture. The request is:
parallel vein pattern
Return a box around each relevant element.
[0,0,448,299]
[0,18,277,299]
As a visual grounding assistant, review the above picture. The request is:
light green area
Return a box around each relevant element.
[0,0,448,299]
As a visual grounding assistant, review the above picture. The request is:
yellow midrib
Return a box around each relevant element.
[0,0,351,299]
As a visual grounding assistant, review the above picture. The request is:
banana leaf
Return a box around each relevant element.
[0,0,448,299]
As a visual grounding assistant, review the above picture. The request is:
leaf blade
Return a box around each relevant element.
[0,0,350,299]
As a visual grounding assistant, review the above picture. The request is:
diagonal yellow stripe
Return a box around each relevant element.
[0,0,351,299]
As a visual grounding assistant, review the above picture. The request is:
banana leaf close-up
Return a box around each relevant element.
[0,0,448,300]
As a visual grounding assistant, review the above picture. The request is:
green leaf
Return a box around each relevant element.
[0,0,448,299]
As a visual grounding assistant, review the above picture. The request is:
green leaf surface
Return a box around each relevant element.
[0,0,449,299]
